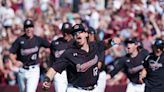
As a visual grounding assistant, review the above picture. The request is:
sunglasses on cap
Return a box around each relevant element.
[72,30,83,36]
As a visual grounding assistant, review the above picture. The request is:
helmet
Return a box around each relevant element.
[61,22,72,34]
[153,38,164,50]
[71,24,85,36]
[24,19,34,29]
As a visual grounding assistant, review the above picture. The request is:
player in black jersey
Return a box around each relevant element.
[87,26,107,92]
[142,38,164,92]
[50,22,73,92]
[9,19,50,92]
[42,24,101,92]
[108,38,149,92]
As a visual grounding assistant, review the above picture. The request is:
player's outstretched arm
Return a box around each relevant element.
[9,53,23,67]
[42,68,57,91]
[139,68,147,84]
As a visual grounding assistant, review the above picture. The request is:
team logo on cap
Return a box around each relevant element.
[74,25,79,29]
[65,24,69,29]
[126,59,130,62]
[20,41,24,44]
[26,20,31,25]
[55,41,59,45]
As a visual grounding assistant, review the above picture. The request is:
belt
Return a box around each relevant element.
[22,65,38,70]
[73,85,97,91]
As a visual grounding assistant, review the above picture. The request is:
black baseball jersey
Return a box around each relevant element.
[143,52,164,88]
[96,41,106,71]
[50,38,74,62]
[52,42,100,87]
[109,49,149,84]
[9,34,50,66]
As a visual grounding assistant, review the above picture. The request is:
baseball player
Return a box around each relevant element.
[42,24,101,92]
[50,22,74,92]
[142,38,164,92]
[9,19,50,92]
[87,26,106,92]
[108,38,149,92]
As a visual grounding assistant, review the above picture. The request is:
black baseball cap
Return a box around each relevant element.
[88,26,96,34]
[61,22,72,34]
[125,38,138,45]
[24,19,34,28]
[71,24,85,36]
[153,38,164,48]
[152,38,164,51]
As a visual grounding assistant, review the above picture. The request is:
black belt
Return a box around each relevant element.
[73,85,96,91]
[23,65,36,70]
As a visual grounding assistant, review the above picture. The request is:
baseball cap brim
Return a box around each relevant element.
[71,29,85,36]
[125,38,138,44]
[24,24,34,28]
[88,27,96,34]
[71,24,85,36]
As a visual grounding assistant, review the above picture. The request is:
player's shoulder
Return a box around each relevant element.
[123,54,131,61]
[51,39,60,45]
[57,47,75,58]
[149,53,154,56]
[18,34,26,38]
[89,41,99,49]
[96,40,104,45]
[65,47,76,53]
[33,35,43,40]
[34,35,48,41]
[51,37,66,45]
[114,56,128,65]
[140,49,149,56]
[14,34,26,42]
[57,37,66,41]
[161,53,164,60]
[90,41,97,45]
[144,53,155,60]
[162,53,164,57]
[34,35,50,44]
[62,43,79,54]
[121,56,129,61]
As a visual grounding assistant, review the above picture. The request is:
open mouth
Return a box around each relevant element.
[77,37,81,40]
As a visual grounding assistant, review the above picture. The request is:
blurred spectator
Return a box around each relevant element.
[0,0,15,29]
[0,0,163,88]
[141,32,153,53]
[0,54,6,85]
[39,48,50,82]
[2,48,17,86]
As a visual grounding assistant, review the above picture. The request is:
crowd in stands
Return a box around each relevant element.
[0,0,163,86]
